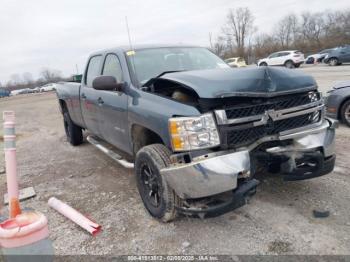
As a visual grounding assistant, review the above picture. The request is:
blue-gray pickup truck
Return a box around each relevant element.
[56,44,337,222]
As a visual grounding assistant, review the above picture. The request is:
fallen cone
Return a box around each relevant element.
[0,211,49,248]
[48,197,101,236]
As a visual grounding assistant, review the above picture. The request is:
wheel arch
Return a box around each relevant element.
[338,96,350,120]
[284,59,294,65]
[58,99,68,113]
[131,124,166,155]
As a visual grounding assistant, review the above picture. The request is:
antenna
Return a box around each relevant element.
[125,16,138,83]
[125,16,133,51]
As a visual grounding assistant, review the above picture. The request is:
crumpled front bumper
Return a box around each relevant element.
[160,118,337,200]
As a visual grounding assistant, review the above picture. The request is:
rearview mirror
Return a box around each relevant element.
[92,76,123,92]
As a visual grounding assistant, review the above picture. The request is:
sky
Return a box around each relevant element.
[0,0,349,84]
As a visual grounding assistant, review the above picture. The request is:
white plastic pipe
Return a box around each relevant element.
[3,111,21,218]
[48,197,101,236]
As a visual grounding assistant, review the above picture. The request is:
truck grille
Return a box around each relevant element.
[225,92,314,119]
[216,92,323,148]
[222,112,321,147]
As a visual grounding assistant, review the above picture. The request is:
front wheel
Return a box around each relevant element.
[259,62,267,66]
[329,58,339,66]
[63,112,83,146]
[135,144,180,222]
[340,99,350,127]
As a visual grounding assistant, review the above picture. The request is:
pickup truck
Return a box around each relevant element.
[56,44,337,222]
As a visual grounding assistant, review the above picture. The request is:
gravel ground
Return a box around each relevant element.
[0,65,349,256]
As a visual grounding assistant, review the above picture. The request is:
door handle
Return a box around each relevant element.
[97,97,104,105]
[81,93,87,99]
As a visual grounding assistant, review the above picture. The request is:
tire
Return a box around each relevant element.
[285,60,295,69]
[63,111,83,146]
[259,62,267,66]
[294,63,301,68]
[329,58,338,66]
[340,99,350,127]
[135,144,180,222]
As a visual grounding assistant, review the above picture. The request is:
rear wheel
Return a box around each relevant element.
[340,99,350,127]
[63,111,83,146]
[294,63,301,68]
[135,144,180,222]
[285,60,295,68]
[259,62,267,66]
[329,58,339,66]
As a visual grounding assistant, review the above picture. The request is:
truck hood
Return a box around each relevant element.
[159,67,317,98]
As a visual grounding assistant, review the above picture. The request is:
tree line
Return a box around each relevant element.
[2,69,67,91]
[209,8,350,63]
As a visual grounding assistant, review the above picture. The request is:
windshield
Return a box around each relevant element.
[126,47,229,85]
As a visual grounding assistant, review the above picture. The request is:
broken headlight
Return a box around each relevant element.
[169,113,220,151]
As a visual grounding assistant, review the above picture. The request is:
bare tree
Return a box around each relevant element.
[209,33,227,57]
[222,7,255,57]
[40,68,62,83]
[22,72,34,85]
[274,14,298,48]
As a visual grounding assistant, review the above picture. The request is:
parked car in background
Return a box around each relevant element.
[324,45,350,66]
[305,49,333,64]
[326,80,350,126]
[258,50,305,68]
[32,87,41,93]
[224,57,247,68]
[10,89,22,96]
[0,88,10,98]
[40,83,57,92]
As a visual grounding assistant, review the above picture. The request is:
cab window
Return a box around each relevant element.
[102,54,124,82]
[85,55,102,88]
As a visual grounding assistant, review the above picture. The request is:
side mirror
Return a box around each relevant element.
[92,76,123,92]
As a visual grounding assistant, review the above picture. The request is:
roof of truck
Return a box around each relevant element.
[92,44,200,54]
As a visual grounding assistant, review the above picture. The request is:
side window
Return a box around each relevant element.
[269,53,278,58]
[102,54,124,82]
[85,55,102,88]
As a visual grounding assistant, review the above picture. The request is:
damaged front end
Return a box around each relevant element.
[160,90,337,218]
[142,67,337,218]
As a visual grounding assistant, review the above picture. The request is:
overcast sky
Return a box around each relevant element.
[0,0,349,84]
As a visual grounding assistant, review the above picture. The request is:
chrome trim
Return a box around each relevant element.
[162,119,335,199]
[215,100,323,126]
[87,135,134,168]
[161,150,250,199]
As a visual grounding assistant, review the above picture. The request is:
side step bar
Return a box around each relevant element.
[86,135,134,169]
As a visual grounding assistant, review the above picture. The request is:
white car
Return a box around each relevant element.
[40,83,56,92]
[258,50,305,68]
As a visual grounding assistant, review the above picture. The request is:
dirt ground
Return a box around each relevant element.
[0,65,350,256]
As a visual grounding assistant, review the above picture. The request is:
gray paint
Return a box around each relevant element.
[159,66,317,98]
[325,82,350,119]
[56,45,319,157]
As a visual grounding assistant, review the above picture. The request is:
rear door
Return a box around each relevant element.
[80,55,103,136]
[97,53,129,152]
[276,52,289,65]
[267,52,280,65]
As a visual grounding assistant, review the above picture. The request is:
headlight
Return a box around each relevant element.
[169,113,220,151]
[308,91,321,102]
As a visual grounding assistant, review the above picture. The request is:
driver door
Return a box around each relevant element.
[97,53,129,152]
